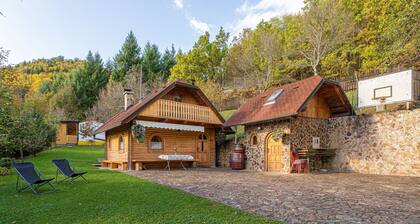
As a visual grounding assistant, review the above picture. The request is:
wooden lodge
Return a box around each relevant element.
[56,120,79,145]
[95,81,225,170]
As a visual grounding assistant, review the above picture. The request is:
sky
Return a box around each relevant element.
[0,0,304,65]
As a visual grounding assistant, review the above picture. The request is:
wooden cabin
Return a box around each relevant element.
[224,76,353,173]
[95,81,225,170]
[56,120,79,145]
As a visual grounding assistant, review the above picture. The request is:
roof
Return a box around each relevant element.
[224,76,352,126]
[95,80,225,134]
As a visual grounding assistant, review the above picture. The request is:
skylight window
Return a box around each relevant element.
[264,89,283,105]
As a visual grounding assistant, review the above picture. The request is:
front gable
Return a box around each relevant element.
[138,84,224,125]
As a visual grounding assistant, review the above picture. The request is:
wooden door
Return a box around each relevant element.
[196,133,209,165]
[266,133,284,172]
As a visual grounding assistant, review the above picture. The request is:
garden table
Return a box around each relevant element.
[158,155,195,171]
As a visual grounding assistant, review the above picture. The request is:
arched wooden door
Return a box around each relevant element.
[265,133,284,172]
[196,133,209,166]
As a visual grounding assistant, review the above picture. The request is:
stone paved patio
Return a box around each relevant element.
[128,168,420,223]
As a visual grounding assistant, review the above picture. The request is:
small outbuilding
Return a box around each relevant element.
[56,120,79,145]
[224,76,353,173]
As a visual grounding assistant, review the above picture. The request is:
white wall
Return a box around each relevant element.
[358,70,413,107]
[79,121,105,141]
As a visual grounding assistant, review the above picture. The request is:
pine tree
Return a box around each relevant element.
[112,31,142,82]
[142,42,161,82]
[160,44,177,81]
[71,51,108,119]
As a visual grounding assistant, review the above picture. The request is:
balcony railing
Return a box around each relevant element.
[141,99,217,123]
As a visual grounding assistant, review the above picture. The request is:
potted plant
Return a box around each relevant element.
[131,124,146,143]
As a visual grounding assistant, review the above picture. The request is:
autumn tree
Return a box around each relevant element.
[169,27,229,84]
[296,0,354,76]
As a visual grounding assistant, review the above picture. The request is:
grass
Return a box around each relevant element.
[0,146,278,224]
[78,140,105,146]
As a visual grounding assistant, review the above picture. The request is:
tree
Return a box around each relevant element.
[142,42,161,82]
[169,27,230,84]
[296,0,354,75]
[160,45,177,81]
[225,20,288,91]
[0,47,9,67]
[87,71,157,122]
[111,31,142,82]
[70,51,108,119]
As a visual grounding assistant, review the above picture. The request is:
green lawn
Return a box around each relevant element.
[0,146,277,224]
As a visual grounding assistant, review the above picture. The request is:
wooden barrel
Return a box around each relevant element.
[230,144,245,170]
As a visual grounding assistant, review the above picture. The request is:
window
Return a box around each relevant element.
[250,135,258,146]
[150,136,163,150]
[119,136,125,152]
[199,134,207,141]
[264,89,283,105]
[66,123,77,135]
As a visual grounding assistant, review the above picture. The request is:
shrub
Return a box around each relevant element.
[0,167,10,176]
[0,157,12,168]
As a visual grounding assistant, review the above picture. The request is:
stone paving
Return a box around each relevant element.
[128,168,420,224]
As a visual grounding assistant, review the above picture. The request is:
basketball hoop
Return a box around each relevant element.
[373,96,388,112]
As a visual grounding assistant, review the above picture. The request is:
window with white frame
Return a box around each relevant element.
[150,136,163,150]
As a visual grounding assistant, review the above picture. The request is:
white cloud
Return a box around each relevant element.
[231,0,304,37]
[189,17,210,33]
[174,0,184,9]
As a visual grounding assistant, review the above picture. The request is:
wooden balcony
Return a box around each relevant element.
[140,99,221,124]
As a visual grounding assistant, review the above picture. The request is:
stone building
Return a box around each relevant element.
[224,76,353,173]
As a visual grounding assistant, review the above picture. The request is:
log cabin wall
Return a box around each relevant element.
[162,88,202,105]
[131,127,216,167]
[299,92,332,118]
[105,125,129,162]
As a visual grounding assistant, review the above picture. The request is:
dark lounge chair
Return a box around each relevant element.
[52,159,87,184]
[12,161,56,195]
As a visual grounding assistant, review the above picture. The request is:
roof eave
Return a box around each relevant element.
[225,113,297,127]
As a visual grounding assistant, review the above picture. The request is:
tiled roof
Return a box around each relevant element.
[224,76,325,126]
[95,80,224,134]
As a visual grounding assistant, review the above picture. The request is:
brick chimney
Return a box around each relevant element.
[123,88,134,110]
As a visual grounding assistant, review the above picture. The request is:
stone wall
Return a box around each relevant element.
[244,121,291,172]
[328,109,420,176]
[290,117,330,149]
[218,139,236,168]
[218,109,419,176]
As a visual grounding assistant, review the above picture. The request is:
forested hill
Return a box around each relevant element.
[0,56,84,98]
[169,0,419,110]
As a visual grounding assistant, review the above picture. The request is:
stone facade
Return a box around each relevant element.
[244,121,291,172]
[328,109,420,176]
[218,109,420,176]
[290,117,329,149]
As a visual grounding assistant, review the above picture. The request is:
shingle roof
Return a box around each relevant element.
[224,76,327,126]
[95,80,224,134]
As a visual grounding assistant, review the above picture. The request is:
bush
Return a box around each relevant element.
[0,157,12,168]
[0,167,10,176]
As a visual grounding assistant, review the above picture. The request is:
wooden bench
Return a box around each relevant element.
[101,160,128,170]
[131,159,197,171]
